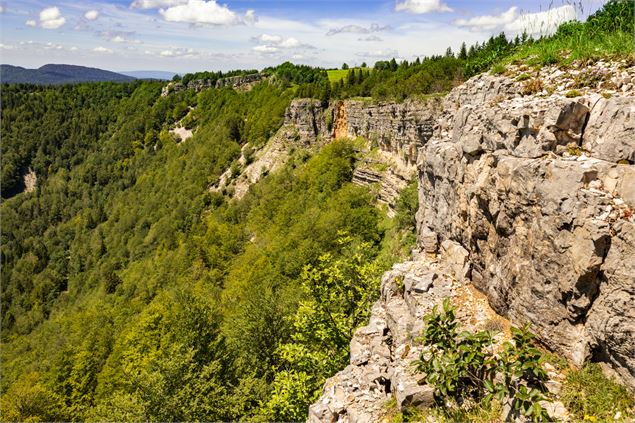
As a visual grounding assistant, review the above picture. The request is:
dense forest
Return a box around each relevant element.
[0,71,417,421]
[1,1,633,421]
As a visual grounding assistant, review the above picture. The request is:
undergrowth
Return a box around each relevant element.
[561,363,634,422]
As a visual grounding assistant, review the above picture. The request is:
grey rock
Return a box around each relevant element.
[583,96,635,163]
[395,384,435,411]
[419,227,438,254]
[416,72,635,390]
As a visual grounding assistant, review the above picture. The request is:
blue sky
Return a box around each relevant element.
[0,0,608,73]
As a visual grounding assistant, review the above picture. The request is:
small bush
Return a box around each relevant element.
[414,300,551,422]
[565,89,583,98]
[522,78,544,95]
[490,63,507,75]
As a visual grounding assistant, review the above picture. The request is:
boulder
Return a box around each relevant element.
[583,96,635,163]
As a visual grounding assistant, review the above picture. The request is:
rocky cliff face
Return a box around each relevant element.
[417,62,635,390]
[332,98,442,165]
[310,60,635,422]
[217,97,442,212]
[161,73,265,96]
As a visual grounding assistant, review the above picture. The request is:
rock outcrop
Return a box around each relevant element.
[416,62,635,390]
[310,60,634,423]
[216,97,443,208]
[212,99,329,198]
[309,243,522,423]
[332,98,442,165]
[161,73,265,96]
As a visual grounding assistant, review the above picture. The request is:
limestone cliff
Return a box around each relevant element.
[309,59,635,422]
[161,73,265,96]
[217,97,442,213]
[417,61,635,390]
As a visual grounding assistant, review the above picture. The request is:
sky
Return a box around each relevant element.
[0,0,609,74]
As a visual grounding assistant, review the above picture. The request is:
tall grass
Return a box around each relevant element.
[505,0,634,66]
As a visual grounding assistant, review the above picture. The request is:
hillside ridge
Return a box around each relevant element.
[0,64,135,84]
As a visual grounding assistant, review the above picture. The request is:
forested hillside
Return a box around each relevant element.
[1,1,633,421]
[0,64,135,85]
[0,68,417,421]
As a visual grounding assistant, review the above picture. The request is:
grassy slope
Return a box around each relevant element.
[328,68,372,83]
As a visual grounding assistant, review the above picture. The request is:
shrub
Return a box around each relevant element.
[414,300,550,422]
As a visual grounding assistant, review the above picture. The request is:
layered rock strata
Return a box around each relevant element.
[416,65,635,390]
[310,60,634,423]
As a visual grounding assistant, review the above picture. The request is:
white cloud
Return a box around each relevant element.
[454,7,518,31]
[26,19,37,27]
[253,45,278,53]
[356,48,399,58]
[254,34,282,44]
[505,5,576,36]
[0,5,4,13]
[244,9,257,24]
[327,23,389,36]
[252,34,313,51]
[112,35,126,43]
[131,0,187,9]
[93,46,113,53]
[395,0,452,14]
[39,6,66,29]
[84,10,99,21]
[454,5,576,35]
[159,0,251,26]
[359,35,383,42]
[279,37,301,48]
[0,43,14,50]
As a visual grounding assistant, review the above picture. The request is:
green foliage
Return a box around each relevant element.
[414,301,550,422]
[561,363,634,422]
[259,239,382,421]
[503,0,634,67]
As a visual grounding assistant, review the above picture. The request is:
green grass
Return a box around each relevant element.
[391,400,503,422]
[327,68,372,83]
[506,31,634,68]
[561,363,634,422]
[500,1,634,69]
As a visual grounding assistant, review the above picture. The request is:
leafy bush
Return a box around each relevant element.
[414,300,550,422]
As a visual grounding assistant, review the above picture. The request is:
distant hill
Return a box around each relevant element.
[120,70,178,80]
[0,64,136,84]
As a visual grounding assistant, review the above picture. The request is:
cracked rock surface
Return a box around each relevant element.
[417,63,635,390]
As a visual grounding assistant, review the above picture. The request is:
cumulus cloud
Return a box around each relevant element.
[356,48,399,58]
[454,5,576,35]
[84,10,99,20]
[253,45,278,54]
[244,9,257,24]
[0,5,4,13]
[159,0,253,25]
[253,34,282,44]
[395,0,452,14]
[358,35,383,42]
[0,43,14,49]
[26,19,37,27]
[93,46,113,53]
[156,47,200,57]
[251,33,314,53]
[39,6,66,29]
[326,23,389,36]
[131,0,187,9]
